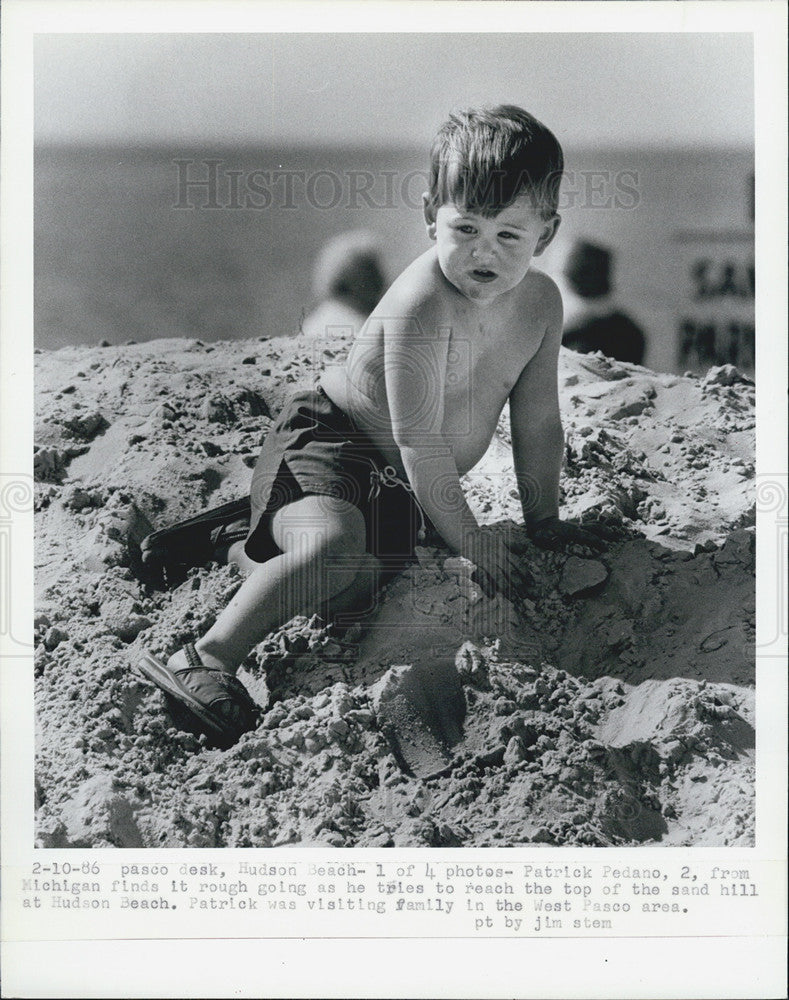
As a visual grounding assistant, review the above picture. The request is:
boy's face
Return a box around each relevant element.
[424,194,560,304]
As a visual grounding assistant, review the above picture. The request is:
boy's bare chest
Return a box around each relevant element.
[440,321,541,469]
[445,320,539,409]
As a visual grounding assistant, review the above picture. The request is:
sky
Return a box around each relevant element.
[34,32,753,149]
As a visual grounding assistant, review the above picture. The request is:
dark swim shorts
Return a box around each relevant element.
[245,385,430,569]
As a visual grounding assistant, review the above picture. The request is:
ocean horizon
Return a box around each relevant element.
[35,141,754,372]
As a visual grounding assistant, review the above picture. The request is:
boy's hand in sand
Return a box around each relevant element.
[463,526,537,601]
[526,515,618,552]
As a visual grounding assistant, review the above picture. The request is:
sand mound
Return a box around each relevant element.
[34,333,755,847]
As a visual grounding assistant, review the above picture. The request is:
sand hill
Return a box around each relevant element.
[33,332,755,847]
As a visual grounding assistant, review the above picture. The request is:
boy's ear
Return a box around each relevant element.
[533,214,561,257]
[422,193,437,240]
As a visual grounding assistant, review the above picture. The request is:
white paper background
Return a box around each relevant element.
[2,2,786,997]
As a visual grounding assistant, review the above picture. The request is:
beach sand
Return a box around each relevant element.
[33,332,755,847]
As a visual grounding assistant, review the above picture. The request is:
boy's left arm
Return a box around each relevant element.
[509,294,611,552]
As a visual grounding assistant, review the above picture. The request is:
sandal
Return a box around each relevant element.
[140,496,251,587]
[136,642,260,749]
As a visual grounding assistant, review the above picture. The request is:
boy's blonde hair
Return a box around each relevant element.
[427,105,564,220]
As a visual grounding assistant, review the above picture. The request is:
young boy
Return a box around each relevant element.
[138,105,608,748]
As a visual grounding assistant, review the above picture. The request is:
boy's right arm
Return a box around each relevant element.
[383,313,531,597]
[383,312,473,553]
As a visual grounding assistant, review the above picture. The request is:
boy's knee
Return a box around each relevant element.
[272,496,366,555]
[319,501,367,557]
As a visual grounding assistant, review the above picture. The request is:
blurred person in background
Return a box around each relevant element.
[560,239,645,365]
[301,230,387,338]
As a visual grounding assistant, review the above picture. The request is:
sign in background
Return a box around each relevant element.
[671,175,754,373]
